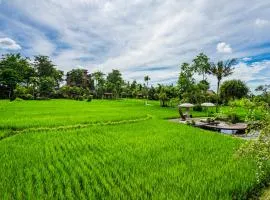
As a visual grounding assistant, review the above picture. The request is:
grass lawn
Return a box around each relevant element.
[0,99,261,199]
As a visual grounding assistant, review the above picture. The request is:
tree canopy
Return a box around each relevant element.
[220,79,249,103]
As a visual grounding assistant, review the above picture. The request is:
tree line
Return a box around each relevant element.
[1,52,267,106]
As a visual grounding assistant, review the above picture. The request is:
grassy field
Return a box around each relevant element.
[0,99,262,199]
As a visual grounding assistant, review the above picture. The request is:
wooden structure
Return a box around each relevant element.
[103,93,113,99]
[195,121,247,134]
[178,103,194,120]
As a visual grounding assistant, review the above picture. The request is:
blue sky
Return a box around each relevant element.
[0,0,270,91]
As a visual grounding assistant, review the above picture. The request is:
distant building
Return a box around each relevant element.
[207,90,216,95]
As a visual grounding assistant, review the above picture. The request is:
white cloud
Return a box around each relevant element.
[216,42,232,53]
[1,0,270,89]
[207,61,270,92]
[0,37,21,50]
[255,18,269,27]
[242,57,252,61]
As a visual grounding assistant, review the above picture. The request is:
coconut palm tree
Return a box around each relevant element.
[144,75,150,105]
[92,71,105,98]
[209,59,236,96]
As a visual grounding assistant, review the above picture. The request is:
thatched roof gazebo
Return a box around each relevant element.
[178,103,194,121]
[201,102,216,116]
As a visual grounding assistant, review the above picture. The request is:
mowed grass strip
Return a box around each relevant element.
[0,115,258,199]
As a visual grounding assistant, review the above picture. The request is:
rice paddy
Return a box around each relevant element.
[0,99,261,199]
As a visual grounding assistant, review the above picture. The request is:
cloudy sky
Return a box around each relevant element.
[0,0,270,91]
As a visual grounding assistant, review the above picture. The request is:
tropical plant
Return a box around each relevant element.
[144,75,150,104]
[209,59,236,96]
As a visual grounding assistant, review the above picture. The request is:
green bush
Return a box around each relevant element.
[228,113,240,124]
[213,112,228,121]
[36,97,50,100]
[87,95,93,102]
[193,105,203,112]
[14,97,24,101]
[77,96,84,101]
[23,94,34,100]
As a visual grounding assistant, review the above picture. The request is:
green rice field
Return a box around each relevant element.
[0,99,261,199]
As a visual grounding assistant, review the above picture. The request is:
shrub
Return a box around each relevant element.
[214,112,228,121]
[87,95,93,102]
[14,97,24,101]
[23,94,34,100]
[228,113,240,124]
[229,98,255,108]
[77,96,84,101]
[193,105,203,112]
[169,98,180,107]
[36,97,50,100]
[238,103,270,185]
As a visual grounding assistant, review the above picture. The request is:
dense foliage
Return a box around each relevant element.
[237,100,270,191]
[0,53,266,111]
[220,79,249,103]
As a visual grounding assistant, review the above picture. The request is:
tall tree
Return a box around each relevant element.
[39,77,56,97]
[106,69,123,98]
[209,59,236,96]
[92,71,105,98]
[0,53,32,100]
[34,55,63,97]
[144,75,150,105]
[66,69,89,88]
[34,55,63,85]
[192,53,211,81]
[177,62,195,99]
[220,79,249,104]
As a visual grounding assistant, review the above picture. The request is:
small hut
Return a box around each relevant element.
[103,93,113,99]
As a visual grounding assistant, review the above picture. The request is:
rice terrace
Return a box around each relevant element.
[1,0,270,199]
[0,98,270,199]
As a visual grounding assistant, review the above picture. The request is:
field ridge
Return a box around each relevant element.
[0,114,153,141]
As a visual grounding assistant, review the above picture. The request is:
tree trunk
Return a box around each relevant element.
[8,89,11,100]
[9,88,14,101]
[216,80,221,112]
[145,81,148,105]
[217,80,220,96]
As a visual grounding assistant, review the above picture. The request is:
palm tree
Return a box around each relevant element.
[92,71,105,98]
[29,77,39,98]
[92,71,104,85]
[209,59,236,96]
[144,75,150,105]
